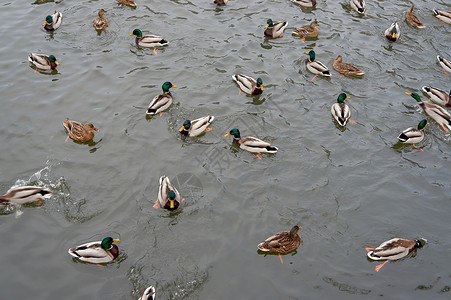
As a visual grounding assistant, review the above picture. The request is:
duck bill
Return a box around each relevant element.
[392,32,396,38]
[172,85,177,88]
[178,125,185,132]
[304,52,310,55]
[43,21,48,26]
[405,92,412,96]
[55,61,60,65]
[265,24,269,28]
[224,133,231,137]
[346,96,350,99]
[169,200,175,209]
[129,33,134,36]
[298,227,303,231]
[260,85,264,91]
[113,239,120,243]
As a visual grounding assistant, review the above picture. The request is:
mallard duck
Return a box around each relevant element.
[290,0,316,8]
[406,92,451,132]
[146,82,176,116]
[232,74,263,95]
[154,176,181,210]
[28,53,59,70]
[305,50,331,80]
[422,86,451,107]
[130,29,168,54]
[333,55,364,76]
[437,55,451,74]
[139,286,156,300]
[350,0,366,15]
[406,4,425,28]
[0,186,51,205]
[264,19,288,38]
[213,0,229,5]
[93,9,108,31]
[433,9,451,24]
[258,225,302,263]
[179,115,214,137]
[331,93,351,126]
[68,237,120,264]
[292,20,319,42]
[118,0,136,7]
[385,22,400,41]
[43,11,62,31]
[63,118,99,142]
[224,128,278,159]
[366,238,426,272]
[397,119,428,151]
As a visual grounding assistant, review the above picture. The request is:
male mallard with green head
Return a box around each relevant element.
[43,11,62,31]
[179,116,214,137]
[422,86,451,107]
[232,74,263,95]
[225,128,278,160]
[331,93,352,126]
[130,29,168,54]
[264,19,288,38]
[146,82,177,116]
[154,176,181,210]
[68,237,120,264]
[406,92,451,132]
[397,119,428,151]
[305,50,330,80]
[28,53,59,71]
[385,22,400,41]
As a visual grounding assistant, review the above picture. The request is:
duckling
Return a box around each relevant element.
[0,186,51,206]
[130,29,168,55]
[292,20,319,42]
[333,55,364,76]
[406,4,425,28]
[422,86,451,107]
[366,238,426,272]
[139,286,156,300]
[257,225,302,264]
[63,119,99,142]
[385,22,400,41]
[331,93,351,126]
[224,128,278,160]
[305,50,331,80]
[437,55,451,74]
[397,119,428,151]
[179,116,214,137]
[68,237,120,264]
[350,0,366,15]
[43,11,62,31]
[28,53,59,71]
[433,9,451,24]
[264,19,288,38]
[232,74,263,95]
[146,82,177,116]
[93,9,108,31]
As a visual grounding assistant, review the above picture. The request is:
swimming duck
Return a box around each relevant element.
[292,20,319,42]
[179,115,214,137]
[305,50,331,80]
[332,55,364,76]
[28,53,59,70]
[406,4,425,28]
[130,29,168,54]
[350,0,366,15]
[290,0,316,8]
[213,0,229,5]
[118,0,136,7]
[154,176,181,210]
[93,9,108,31]
[422,86,451,107]
[264,19,288,38]
[366,238,426,272]
[437,55,451,74]
[139,286,156,300]
[68,237,120,264]
[406,92,451,132]
[43,11,62,31]
[331,93,351,126]
[232,74,263,95]
[63,119,99,142]
[397,119,428,151]
[146,82,177,116]
[0,186,51,205]
[258,225,302,263]
[433,9,451,24]
[224,128,278,159]
[385,22,400,41]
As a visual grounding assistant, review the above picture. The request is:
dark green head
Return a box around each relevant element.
[101,237,119,250]
[417,119,428,130]
[305,50,315,61]
[48,55,57,63]
[182,120,191,130]
[162,81,176,93]
[45,15,53,23]
[417,238,427,248]
[256,78,263,89]
[131,29,142,37]
[168,190,176,200]
[390,26,397,35]
[225,128,240,138]
[337,93,350,103]
[406,92,422,103]
[266,19,273,28]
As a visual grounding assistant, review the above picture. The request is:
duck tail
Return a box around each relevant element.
[265,145,278,153]
[433,9,439,16]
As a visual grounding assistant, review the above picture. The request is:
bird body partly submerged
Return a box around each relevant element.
[333,55,364,76]
[257,225,302,253]
[43,11,62,31]
[225,128,278,157]
[292,21,319,38]
[93,9,108,30]
[0,186,51,205]
[68,237,120,264]
[146,82,176,116]
[433,9,451,24]
[28,53,59,70]
[407,92,451,132]
[350,0,366,15]
[63,119,99,142]
[232,74,263,95]
[331,93,351,126]
[397,119,428,145]
[139,286,156,300]
[385,22,400,41]
[157,176,181,210]
[406,4,425,28]
[264,19,288,38]
[305,50,331,78]
[367,238,426,261]
[437,55,451,73]
[179,115,214,137]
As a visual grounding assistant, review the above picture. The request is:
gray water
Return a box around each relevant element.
[0,0,450,299]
